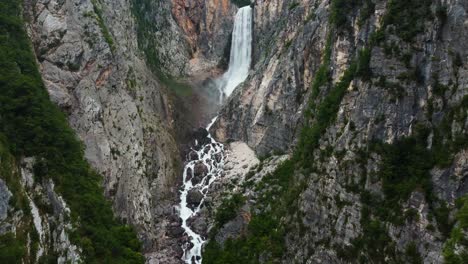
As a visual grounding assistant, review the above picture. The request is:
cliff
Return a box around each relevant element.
[1,0,236,263]
[2,0,467,263]
[207,0,468,263]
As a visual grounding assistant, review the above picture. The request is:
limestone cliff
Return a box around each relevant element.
[23,0,183,259]
[172,0,237,74]
[207,0,468,263]
[17,0,237,263]
[3,0,467,263]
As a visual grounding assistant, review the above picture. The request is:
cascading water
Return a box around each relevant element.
[178,6,252,264]
[218,6,253,101]
[179,117,225,264]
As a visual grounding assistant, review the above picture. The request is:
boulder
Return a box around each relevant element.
[192,162,208,185]
[185,167,193,182]
[188,151,199,161]
[186,189,204,209]
[167,226,185,238]
[193,128,211,147]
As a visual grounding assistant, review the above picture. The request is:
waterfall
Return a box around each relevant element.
[218,6,253,101]
[179,118,225,264]
[178,6,253,264]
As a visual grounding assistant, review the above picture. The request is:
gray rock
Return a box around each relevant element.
[0,180,12,221]
[186,189,204,209]
[214,214,246,245]
[187,214,208,238]
[192,162,208,185]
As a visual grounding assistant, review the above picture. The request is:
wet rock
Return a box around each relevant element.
[186,167,193,182]
[186,189,204,209]
[167,226,185,238]
[214,153,222,163]
[168,214,182,224]
[204,147,211,154]
[172,243,184,259]
[192,162,208,185]
[187,215,208,238]
[193,128,211,146]
[188,151,199,161]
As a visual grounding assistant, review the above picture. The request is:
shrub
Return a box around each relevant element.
[382,0,432,42]
[215,193,245,227]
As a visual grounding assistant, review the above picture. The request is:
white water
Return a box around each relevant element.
[179,117,225,264]
[218,6,253,101]
[178,6,252,264]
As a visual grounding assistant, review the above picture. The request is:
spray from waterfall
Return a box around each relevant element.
[218,6,252,101]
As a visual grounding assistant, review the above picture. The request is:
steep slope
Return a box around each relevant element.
[15,0,238,263]
[0,1,143,262]
[206,0,468,263]
[23,0,183,260]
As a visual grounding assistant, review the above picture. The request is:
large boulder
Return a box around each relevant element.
[192,162,208,185]
[188,151,199,161]
[193,128,211,147]
[187,213,208,238]
[186,189,204,209]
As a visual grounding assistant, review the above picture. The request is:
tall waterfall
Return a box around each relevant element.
[219,6,253,100]
[178,6,253,264]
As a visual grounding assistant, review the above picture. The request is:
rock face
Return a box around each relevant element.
[171,0,238,74]
[0,157,82,263]
[187,188,204,208]
[212,0,330,156]
[0,180,11,222]
[207,0,468,263]
[24,0,182,259]
[21,0,237,262]
[13,0,468,263]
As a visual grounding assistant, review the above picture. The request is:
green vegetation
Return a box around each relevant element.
[204,29,375,261]
[308,35,332,102]
[346,94,468,261]
[204,161,293,264]
[288,2,300,11]
[355,48,372,81]
[159,76,193,97]
[337,126,436,261]
[231,0,251,8]
[382,0,432,42]
[0,139,37,263]
[214,193,245,227]
[131,0,164,76]
[90,0,115,52]
[299,44,371,165]
[443,196,468,263]
[431,95,468,167]
[206,1,467,262]
[0,1,143,262]
[357,0,375,27]
[330,0,375,30]
[330,0,355,29]
[131,0,193,97]
[0,233,25,264]
[372,125,433,217]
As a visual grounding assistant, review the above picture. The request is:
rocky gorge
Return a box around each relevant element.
[0,0,467,264]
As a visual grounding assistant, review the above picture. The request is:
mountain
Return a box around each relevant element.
[0,0,466,263]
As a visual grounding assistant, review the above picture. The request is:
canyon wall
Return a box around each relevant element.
[1,0,236,263]
[207,0,468,263]
[3,0,467,263]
